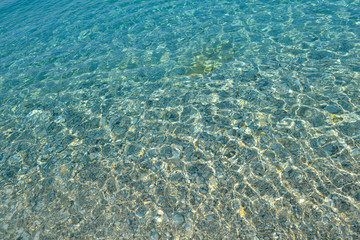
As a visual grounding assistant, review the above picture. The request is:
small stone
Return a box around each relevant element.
[171,214,185,226]
[326,105,342,114]
[323,143,340,156]
[150,232,160,240]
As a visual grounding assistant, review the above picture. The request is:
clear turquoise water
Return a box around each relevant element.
[1,0,360,239]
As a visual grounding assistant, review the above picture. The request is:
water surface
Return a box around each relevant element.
[1,0,360,239]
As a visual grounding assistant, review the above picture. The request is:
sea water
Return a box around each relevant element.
[0,0,359,239]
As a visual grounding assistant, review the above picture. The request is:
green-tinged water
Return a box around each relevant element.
[0,0,360,239]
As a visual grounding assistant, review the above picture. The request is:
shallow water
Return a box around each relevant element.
[1,0,360,239]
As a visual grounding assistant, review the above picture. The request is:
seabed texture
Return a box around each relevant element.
[0,0,360,239]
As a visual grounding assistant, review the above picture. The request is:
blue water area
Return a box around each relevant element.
[1,0,360,239]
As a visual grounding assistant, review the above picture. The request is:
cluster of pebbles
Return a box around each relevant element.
[1,56,359,239]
